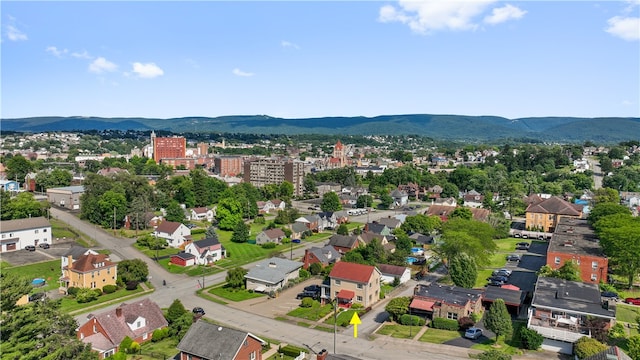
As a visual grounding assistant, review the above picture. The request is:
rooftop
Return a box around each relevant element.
[531,277,615,319]
[548,218,605,257]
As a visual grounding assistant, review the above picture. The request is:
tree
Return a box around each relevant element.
[555,260,581,281]
[309,262,322,275]
[231,221,250,243]
[169,312,193,340]
[519,327,543,350]
[216,197,243,230]
[1,272,32,312]
[226,267,247,288]
[483,299,512,342]
[356,194,373,208]
[5,154,33,182]
[279,181,294,200]
[574,336,608,359]
[596,216,640,288]
[400,214,442,234]
[165,200,186,223]
[393,230,412,255]
[588,203,631,225]
[321,192,342,212]
[166,299,188,324]
[450,207,472,220]
[628,335,640,360]
[2,191,47,220]
[593,187,619,205]
[336,223,349,235]
[98,190,128,228]
[385,296,411,322]
[449,253,477,288]
[35,168,73,190]
[205,226,218,239]
[117,259,149,284]
[378,193,393,209]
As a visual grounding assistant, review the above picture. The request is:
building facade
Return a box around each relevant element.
[61,253,117,292]
[214,155,244,177]
[243,158,306,196]
[151,131,186,162]
[47,185,85,210]
[0,217,52,252]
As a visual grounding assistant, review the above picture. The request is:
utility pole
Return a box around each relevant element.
[113,206,116,236]
[333,298,337,354]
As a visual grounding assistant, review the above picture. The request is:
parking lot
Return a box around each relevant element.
[1,238,78,266]
[501,241,548,295]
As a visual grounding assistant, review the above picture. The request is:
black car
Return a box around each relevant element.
[296,290,319,300]
[488,275,509,283]
[39,243,50,249]
[601,291,620,301]
[506,254,521,262]
[515,242,530,250]
[29,292,46,302]
[24,245,36,251]
[192,307,205,316]
[304,285,321,293]
[487,280,504,286]
[492,270,511,278]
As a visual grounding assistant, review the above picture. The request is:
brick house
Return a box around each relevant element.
[410,283,483,321]
[178,321,265,360]
[326,234,360,254]
[60,253,117,293]
[546,217,608,283]
[525,196,583,233]
[77,298,168,358]
[329,262,381,308]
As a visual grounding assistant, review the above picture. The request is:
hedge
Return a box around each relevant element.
[103,284,117,294]
[400,314,425,326]
[278,345,305,357]
[431,317,459,331]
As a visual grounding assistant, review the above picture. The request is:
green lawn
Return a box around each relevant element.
[287,303,334,321]
[376,324,414,339]
[617,304,640,323]
[130,337,180,359]
[324,309,365,326]
[208,286,265,302]
[470,320,526,356]
[62,286,146,313]
[1,260,61,292]
[419,328,461,343]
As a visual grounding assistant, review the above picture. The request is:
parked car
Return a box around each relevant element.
[601,291,620,301]
[498,268,512,276]
[464,327,483,340]
[192,307,205,316]
[506,254,521,262]
[292,239,301,244]
[487,280,504,287]
[24,245,36,251]
[186,223,197,229]
[29,292,46,302]
[488,275,509,283]
[515,242,530,250]
[625,297,640,305]
[492,269,511,278]
[296,291,318,300]
[39,243,50,249]
[304,285,322,293]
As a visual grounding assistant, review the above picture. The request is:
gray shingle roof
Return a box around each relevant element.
[177,321,265,360]
[532,277,615,318]
[583,346,633,360]
[245,257,303,285]
[0,217,51,233]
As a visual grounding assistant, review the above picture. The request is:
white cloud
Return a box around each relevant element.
[72,50,92,59]
[131,62,164,78]
[483,4,527,25]
[379,1,524,34]
[46,46,68,57]
[606,16,640,41]
[281,40,300,49]
[232,68,254,77]
[89,57,118,74]
[6,24,27,41]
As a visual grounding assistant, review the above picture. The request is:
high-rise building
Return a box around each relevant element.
[151,131,186,162]
[214,156,244,177]
[243,158,305,196]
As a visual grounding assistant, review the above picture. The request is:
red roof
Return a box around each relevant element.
[501,284,520,291]
[336,289,355,299]
[410,298,435,311]
[329,261,376,283]
[69,253,115,273]
[155,221,183,234]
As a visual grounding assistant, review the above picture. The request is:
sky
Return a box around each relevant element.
[2,1,639,120]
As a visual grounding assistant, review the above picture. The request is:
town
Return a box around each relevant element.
[1,131,640,360]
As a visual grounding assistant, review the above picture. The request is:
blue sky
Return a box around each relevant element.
[2,1,639,120]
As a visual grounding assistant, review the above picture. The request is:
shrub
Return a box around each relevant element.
[519,327,543,350]
[309,262,322,275]
[67,287,80,297]
[478,350,511,360]
[574,337,608,359]
[351,303,364,310]
[278,345,305,357]
[431,317,459,331]
[608,323,625,341]
[300,297,316,308]
[106,352,127,360]
[282,228,292,237]
[152,328,168,342]
[400,314,425,326]
[470,312,483,323]
[128,341,140,354]
[190,228,206,235]
[102,284,117,294]
[76,288,99,303]
[93,288,103,297]
[457,317,475,331]
[261,242,276,249]
[299,268,310,280]
[125,281,139,290]
[119,336,133,353]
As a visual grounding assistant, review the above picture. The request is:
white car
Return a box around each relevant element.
[464,327,482,340]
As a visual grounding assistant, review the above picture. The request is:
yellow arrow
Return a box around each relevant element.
[349,311,362,338]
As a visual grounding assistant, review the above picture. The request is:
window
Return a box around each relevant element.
[447,312,458,320]
[1,234,5,239]
[249,351,256,360]
[335,280,341,285]
[357,296,363,302]
[591,274,597,281]
[576,259,580,265]
[243,339,248,347]
[43,229,47,232]
[142,333,148,340]
[137,321,141,328]
[35,229,39,234]
[554,257,561,265]
[592,261,599,270]
[357,284,363,289]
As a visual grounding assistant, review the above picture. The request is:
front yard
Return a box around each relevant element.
[208,286,265,302]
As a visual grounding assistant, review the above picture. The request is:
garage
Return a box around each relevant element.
[541,338,573,354]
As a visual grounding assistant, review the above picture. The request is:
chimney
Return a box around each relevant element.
[115,307,122,317]
[67,255,73,268]
[317,349,328,360]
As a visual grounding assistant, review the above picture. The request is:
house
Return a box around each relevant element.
[255,228,286,245]
[425,205,489,222]
[327,234,360,254]
[96,167,129,177]
[482,286,526,315]
[290,222,308,240]
[376,217,402,230]
[527,277,616,354]
[302,245,342,270]
[329,261,381,308]
[177,321,265,360]
[390,189,409,208]
[123,212,162,230]
[364,222,391,236]
[525,195,583,233]
[398,183,425,199]
[546,218,608,283]
[295,214,320,232]
[410,283,483,321]
[376,263,411,284]
[339,194,358,207]
[190,207,215,222]
[409,232,434,246]
[583,346,633,360]
[184,237,226,265]
[431,197,457,206]
[24,172,37,192]
[46,185,85,210]
[245,257,303,293]
[0,217,52,252]
[316,182,342,197]
[170,252,196,267]
[357,232,390,248]
[0,179,20,192]
[60,253,117,293]
[77,298,168,359]
[317,212,338,230]
[462,190,484,208]
[61,246,99,272]
[153,221,192,248]
[333,210,350,224]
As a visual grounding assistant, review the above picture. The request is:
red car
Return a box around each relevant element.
[625,297,640,305]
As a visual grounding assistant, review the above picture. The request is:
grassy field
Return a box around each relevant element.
[617,304,640,323]
[287,302,334,321]
[127,337,180,360]
[419,328,461,343]
[376,324,415,339]
[208,286,265,302]
[1,259,61,292]
[470,320,526,356]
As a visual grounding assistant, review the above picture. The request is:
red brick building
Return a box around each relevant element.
[152,131,186,162]
[546,217,608,283]
[214,155,244,177]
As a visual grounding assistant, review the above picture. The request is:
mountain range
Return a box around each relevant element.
[2,115,639,143]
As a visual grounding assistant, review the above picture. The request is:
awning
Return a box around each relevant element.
[336,289,355,299]
[501,284,520,291]
[410,298,435,311]
[254,285,266,293]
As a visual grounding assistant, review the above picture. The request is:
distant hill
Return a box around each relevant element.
[2,114,639,143]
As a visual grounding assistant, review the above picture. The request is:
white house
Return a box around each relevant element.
[184,237,226,265]
[390,189,409,208]
[376,263,411,284]
[189,207,215,222]
[245,257,303,293]
[0,217,52,252]
[153,221,191,248]
[257,200,286,214]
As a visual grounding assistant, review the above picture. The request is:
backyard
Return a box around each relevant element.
[1,259,61,293]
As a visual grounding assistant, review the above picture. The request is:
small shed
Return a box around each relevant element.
[170,252,196,267]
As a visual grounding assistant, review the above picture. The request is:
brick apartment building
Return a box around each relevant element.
[214,155,244,177]
[243,158,305,196]
[151,131,186,161]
